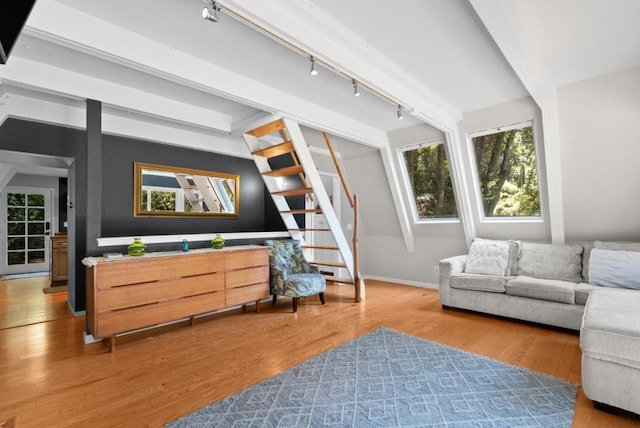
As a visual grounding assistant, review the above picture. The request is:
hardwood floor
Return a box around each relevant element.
[0,280,638,427]
[0,275,72,330]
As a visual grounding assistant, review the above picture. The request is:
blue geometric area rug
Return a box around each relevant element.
[167,328,577,427]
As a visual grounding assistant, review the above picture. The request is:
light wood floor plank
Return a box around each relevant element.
[0,279,639,427]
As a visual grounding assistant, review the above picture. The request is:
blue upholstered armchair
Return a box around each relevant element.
[263,239,326,312]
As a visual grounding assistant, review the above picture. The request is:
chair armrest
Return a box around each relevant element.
[438,255,467,305]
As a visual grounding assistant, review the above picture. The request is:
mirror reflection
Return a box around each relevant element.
[134,162,239,217]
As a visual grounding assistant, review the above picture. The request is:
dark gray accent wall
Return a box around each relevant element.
[86,100,102,255]
[0,118,285,312]
[101,135,276,237]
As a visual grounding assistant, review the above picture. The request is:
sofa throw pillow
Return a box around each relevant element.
[464,238,510,276]
[589,248,640,289]
[517,242,583,283]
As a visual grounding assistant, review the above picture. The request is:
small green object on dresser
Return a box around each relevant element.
[211,234,225,249]
[127,237,146,256]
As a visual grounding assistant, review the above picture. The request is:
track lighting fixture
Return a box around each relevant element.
[202,1,220,22]
[352,79,360,97]
[199,4,410,123]
[309,56,318,76]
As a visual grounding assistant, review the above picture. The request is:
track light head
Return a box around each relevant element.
[309,56,318,76]
[397,104,404,120]
[352,79,360,97]
[202,1,219,22]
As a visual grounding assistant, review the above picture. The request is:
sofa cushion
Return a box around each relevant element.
[581,242,594,283]
[589,248,640,290]
[506,240,520,276]
[464,238,510,276]
[517,242,583,283]
[450,273,507,293]
[505,276,576,304]
[575,282,605,306]
[581,289,640,366]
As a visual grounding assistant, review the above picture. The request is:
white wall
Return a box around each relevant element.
[343,124,468,287]
[456,96,551,242]
[558,66,640,241]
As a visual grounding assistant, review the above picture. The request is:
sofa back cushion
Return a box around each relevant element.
[465,238,510,276]
[517,242,583,283]
[589,248,640,289]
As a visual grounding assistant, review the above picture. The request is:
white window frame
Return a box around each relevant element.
[141,185,187,212]
[397,139,460,224]
[466,120,544,224]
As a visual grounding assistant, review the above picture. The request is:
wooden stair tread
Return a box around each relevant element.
[271,187,313,197]
[252,141,294,158]
[302,245,339,250]
[324,275,354,284]
[311,260,347,268]
[262,165,304,177]
[245,119,284,138]
[280,208,322,214]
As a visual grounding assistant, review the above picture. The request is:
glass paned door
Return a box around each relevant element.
[1,187,52,275]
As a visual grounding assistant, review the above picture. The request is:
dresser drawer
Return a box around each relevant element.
[97,291,226,338]
[225,248,268,271]
[226,282,269,307]
[97,272,225,312]
[226,265,269,289]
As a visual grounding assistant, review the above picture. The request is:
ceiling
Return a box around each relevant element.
[1,0,639,174]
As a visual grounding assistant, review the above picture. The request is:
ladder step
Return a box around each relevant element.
[324,275,354,284]
[312,260,347,268]
[262,165,304,177]
[245,119,285,138]
[302,245,339,250]
[252,141,294,158]
[280,209,322,215]
[288,228,330,232]
[271,187,313,197]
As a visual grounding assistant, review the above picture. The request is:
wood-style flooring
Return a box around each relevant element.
[0,275,71,330]
[0,279,638,427]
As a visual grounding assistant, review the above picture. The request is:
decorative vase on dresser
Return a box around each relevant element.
[127,237,146,256]
[211,234,225,249]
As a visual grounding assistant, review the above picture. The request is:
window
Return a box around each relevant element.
[469,122,540,218]
[399,141,458,220]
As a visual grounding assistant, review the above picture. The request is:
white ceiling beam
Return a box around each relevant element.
[0,86,250,159]
[0,163,17,192]
[1,57,233,133]
[470,0,565,244]
[23,0,388,148]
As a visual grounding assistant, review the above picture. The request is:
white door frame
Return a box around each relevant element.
[0,186,53,275]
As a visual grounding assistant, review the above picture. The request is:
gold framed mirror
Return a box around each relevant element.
[133,162,239,217]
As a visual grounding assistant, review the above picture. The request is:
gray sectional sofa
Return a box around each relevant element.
[438,239,640,331]
[440,238,640,415]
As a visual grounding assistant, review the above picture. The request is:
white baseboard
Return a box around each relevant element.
[363,275,438,290]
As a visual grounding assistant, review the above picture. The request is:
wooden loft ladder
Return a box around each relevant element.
[243,116,364,302]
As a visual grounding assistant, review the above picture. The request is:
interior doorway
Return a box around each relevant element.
[0,186,53,275]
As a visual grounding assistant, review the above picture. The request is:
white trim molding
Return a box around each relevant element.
[97,231,290,248]
[363,275,438,290]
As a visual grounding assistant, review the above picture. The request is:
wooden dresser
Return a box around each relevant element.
[85,245,269,352]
